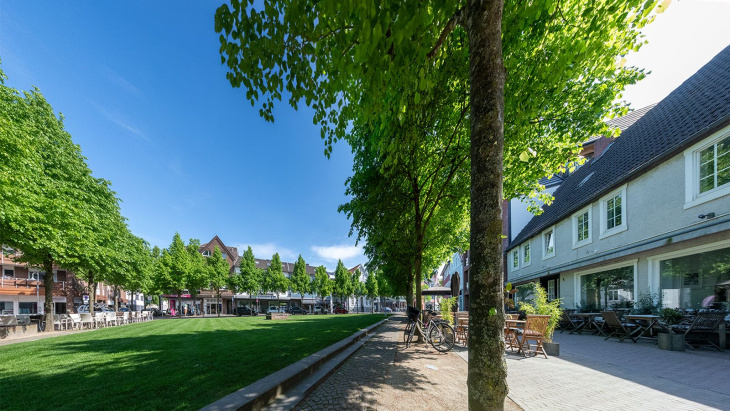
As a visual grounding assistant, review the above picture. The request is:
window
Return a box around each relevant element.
[511,250,519,270]
[547,280,556,300]
[658,246,730,309]
[572,206,592,248]
[18,302,38,314]
[522,243,531,266]
[28,271,40,280]
[699,136,730,193]
[222,253,227,260]
[542,227,556,259]
[600,185,627,238]
[0,301,13,314]
[3,269,13,278]
[202,250,211,257]
[579,266,634,309]
[684,127,730,208]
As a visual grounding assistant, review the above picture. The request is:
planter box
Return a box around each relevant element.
[543,342,559,357]
[658,333,685,351]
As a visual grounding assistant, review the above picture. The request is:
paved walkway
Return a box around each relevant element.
[457,331,730,410]
[294,316,519,410]
[297,315,730,410]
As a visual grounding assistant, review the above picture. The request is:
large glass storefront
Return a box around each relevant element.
[659,246,730,309]
[580,266,634,310]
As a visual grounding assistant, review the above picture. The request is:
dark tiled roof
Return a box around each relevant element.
[508,46,730,251]
[605,103,658,131]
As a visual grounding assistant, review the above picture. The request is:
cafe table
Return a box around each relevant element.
[571,313,605,336]
[624,314,663,341]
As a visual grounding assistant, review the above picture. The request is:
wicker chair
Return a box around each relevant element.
[601,311,639,343]
[672,311,727,351]
[514,314,550,358]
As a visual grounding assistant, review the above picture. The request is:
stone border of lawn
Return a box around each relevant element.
[199,317,390,411]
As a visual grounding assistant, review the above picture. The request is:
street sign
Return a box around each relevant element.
[83,295,89,303]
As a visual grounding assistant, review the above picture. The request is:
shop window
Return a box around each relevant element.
[18,302,38,314]
[580,266,634,310]
[659,246,730,309]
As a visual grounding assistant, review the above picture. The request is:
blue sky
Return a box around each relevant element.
[1,1,729,270]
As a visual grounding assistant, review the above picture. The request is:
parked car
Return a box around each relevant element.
[312,305,325,314]
[118,307,131,312]
[236,306,257,316]
[287,306,307,315]
[142,308,162,317]
[77,304,114,313]
[334,307,348,314]
[266,307,280,314]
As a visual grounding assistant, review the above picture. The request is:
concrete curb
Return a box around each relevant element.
[200,317,390,411]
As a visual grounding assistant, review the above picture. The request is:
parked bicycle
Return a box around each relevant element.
[404,306,455,352]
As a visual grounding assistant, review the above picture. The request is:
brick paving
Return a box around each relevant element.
[294,316,519,411]
[483,332,729,410]
[299,316,730,410]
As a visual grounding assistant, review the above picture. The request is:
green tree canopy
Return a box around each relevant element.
[207,246,231,317]
[290,254,310,297]
[312,265,333,312]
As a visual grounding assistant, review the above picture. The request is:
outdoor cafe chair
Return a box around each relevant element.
[559,311,583,334]
[121,311,130,324]
[671,311,727,351]
[513,314,550,359]
[105,311,118,327]
[601,311,640,343]
[79,313,95,329]
[504,314,520,351]
[68,313,82,330]
[53,314,71,331]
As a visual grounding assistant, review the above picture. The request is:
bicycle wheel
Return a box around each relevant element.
[403,321,413,342]
[429,322,455,352]
[406,321,418,348]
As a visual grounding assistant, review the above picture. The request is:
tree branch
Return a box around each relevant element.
[427,7,465,59]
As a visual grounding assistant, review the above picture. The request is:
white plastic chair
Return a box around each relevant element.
[80,313,95,329]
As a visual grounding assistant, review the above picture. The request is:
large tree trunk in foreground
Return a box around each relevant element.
[466,0,508,409]
[42,256,55,332]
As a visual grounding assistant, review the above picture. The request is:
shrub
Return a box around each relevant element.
[439,296,457,325]
[518,282,563,343]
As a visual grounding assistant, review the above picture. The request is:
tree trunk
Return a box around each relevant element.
[113,286,119,312]
[42,256,55,333]
[218,293,222,317]
[466,0,508,409]
[177,291,182,317]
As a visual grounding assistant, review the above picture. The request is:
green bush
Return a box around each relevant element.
[518,282,563,342]
[659,308,683,325]
[439,296,457,325]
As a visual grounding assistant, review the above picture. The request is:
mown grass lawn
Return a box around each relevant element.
[0,314,386,410]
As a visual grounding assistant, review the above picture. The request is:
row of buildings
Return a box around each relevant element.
[438,46,730,313]
[0,248,144,315]
[164,236,401,315]
[2,234,388,316]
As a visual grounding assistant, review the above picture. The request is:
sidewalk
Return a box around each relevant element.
[296,315,730,410]
[294,315,520,410]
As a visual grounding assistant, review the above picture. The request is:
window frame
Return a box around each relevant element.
[571,206,593,249]
[599,184,628,239]
[511,249,520,271]
[542,226,556,260]
[547,279,556,301]
[522,242,531,267]
[684,124,730,209]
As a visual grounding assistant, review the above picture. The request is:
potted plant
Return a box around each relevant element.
[518,282,563,356]
[658,308,685,351]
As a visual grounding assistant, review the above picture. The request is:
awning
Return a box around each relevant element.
[422,287,453,296]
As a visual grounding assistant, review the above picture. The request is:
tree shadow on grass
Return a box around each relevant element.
[0,315,385,411]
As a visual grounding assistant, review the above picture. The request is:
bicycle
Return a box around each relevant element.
[405,306,455,352]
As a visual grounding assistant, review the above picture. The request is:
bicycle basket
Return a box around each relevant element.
[407,306,420,322]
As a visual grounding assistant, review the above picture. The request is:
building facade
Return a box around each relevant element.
[505,47,730,312]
